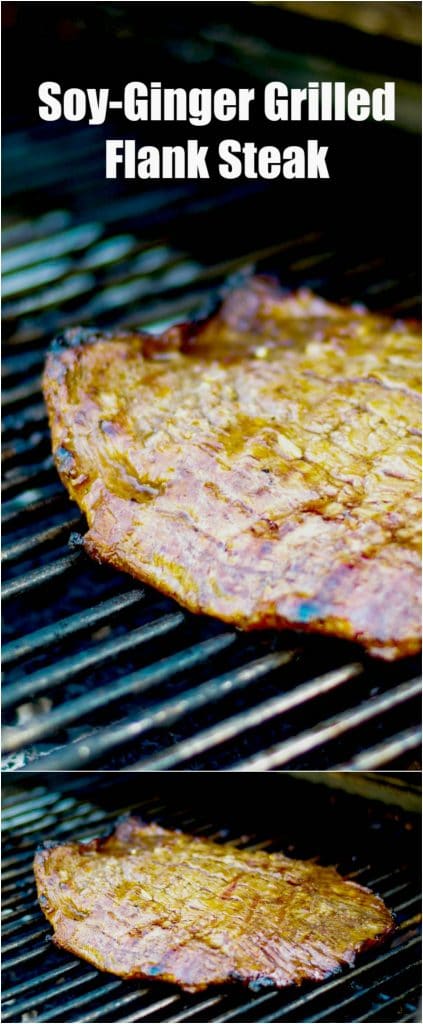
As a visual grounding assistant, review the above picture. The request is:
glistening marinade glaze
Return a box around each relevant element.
[34,818,394,992]
[43,277,421,659]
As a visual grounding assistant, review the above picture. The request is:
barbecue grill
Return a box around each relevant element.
[2,3,422,771]
[2,771,421,1023]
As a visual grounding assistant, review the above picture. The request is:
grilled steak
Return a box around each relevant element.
[43,278,421,659]
[34,818,394,991]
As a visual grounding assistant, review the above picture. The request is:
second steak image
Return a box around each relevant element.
[2,772,421,1022]
[34,817,393,991]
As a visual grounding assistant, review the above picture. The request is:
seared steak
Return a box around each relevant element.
[34,818,394,991]
[43,278,421,658]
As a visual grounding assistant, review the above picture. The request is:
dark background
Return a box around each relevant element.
[2,1,421,311]
[3,770,422,871]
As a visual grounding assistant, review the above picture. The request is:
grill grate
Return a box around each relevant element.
[2,7,421,772]
[2,195,421,771]
[1,773,421,1023]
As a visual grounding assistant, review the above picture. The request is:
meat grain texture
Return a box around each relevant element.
[43,278,422,659]
[34,818,394,991]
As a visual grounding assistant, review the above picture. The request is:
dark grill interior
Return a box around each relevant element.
[2,4,421,771]
[2,772,421,1023]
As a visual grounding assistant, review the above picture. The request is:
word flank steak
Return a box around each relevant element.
[106,139,329,180]
[38,80,396,182]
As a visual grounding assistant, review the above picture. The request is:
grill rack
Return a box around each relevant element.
[2,10,422,772]
[2,187,421,771]
[1,772,421,1023]
[2,189,422,770]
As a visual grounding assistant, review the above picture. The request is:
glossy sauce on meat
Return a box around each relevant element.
[43,278,421,659]
[34,818,394,991]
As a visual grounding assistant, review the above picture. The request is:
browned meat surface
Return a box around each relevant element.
[34,818,394,992]
[43,277,421,659]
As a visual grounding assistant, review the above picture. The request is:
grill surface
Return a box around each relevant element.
[2,772,421,1023]
[2,4,421,772]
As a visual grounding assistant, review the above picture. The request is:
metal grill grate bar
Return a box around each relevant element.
[8,979,129,1024]
[2,483,65,524]
[2,927,47,956]
[2,402,48,433]
[2,890,36,912]
[2,552,81,601]
[3,911,42,936]
[2,788,70,817]
[4,945,49,971]
[3,859,37,883]
[2,215,410,348]
[2,462,56,501]
[1,961,81,1003]
[335,728,423,770]
[358,988,422,1023]
[166,996,225,1023]
[120,996,185,1022]
[2,588,145,664]
[3,222,103,273]
[2,433,51,468]
[3,646,287,752]
[305,964,422,1023]
[2,377,44,409]
[2,971,107,1022]
[2,516,82,565]
[3,896,38,919]
[3,258,416,359]
[2,792,164,837]
[2,350,49,379]
[50,986,155,1024]
[17,634,245,770]
[131,663,363,771]
[2,611,184,715]
[232,679,422,771]
[214,935,422,1024]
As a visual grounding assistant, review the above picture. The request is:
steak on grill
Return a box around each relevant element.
[43,277,421,659]
[34,818,394,992]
